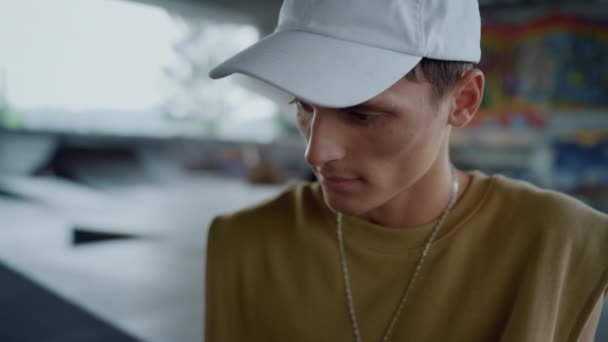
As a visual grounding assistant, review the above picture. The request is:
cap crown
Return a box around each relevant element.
[276,0,481,62]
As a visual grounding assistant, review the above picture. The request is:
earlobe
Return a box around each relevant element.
[449,108,471,128]
[449,69,485,128]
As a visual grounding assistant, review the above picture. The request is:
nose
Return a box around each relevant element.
[304,108,345,169]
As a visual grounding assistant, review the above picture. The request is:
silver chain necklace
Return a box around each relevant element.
[337,168,460,342]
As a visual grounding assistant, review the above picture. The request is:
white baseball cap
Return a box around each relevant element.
[209,0,481,108]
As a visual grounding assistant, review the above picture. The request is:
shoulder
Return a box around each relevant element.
[208,181,327,247]
[485,174,608,290]
[210,181,324,229]
[487,174,608,252]
[491,174,607,228]
[206,181,330,278]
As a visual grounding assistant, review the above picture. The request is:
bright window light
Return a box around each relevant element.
[0,0,278,141]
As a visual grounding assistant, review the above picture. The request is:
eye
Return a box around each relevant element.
[350,112,371,121]
[348,111,376,124]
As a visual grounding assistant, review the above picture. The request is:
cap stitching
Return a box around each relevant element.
[275,26,425,57]
[417,0,425,56]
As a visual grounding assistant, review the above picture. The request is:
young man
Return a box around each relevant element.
[206,0,608,341]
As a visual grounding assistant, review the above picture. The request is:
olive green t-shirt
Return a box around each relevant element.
[205,172,608,341]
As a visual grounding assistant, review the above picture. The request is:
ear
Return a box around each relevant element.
[447,68,485,128]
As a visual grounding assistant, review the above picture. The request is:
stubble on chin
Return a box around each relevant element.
[320,187,368,217]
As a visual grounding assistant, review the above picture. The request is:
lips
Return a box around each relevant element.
[319,175,360,192]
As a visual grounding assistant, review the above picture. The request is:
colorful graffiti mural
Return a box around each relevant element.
[479,13,608,120]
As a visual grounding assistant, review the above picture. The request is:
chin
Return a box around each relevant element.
[321,188,369,217]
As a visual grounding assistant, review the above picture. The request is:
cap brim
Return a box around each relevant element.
[209,31,422,108]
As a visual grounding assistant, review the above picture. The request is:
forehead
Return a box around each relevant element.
[350,75,432,110]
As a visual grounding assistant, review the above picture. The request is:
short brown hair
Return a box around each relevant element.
[406,58,474,100]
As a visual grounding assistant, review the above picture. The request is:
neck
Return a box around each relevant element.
[360,157,467,230]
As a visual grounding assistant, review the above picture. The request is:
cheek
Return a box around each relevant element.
[365,123,418,160]
[361,119,438,183]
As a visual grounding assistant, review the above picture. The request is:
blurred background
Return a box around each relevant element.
[0,0,606,341]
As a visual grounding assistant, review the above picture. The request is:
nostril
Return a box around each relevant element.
[305,136,343,169]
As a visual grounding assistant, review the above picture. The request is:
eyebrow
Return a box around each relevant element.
[346,100,387,111]
[292,97,388,111]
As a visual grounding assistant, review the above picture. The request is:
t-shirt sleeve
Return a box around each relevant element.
[598,222,608,298]
[204,216,244,342]
[601,223,608,298]
[205,216,228,342]
[203,217,218,342]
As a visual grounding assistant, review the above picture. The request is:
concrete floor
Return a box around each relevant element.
[0,172,606,341]
[0,172,283,342]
